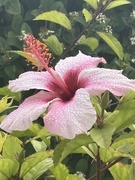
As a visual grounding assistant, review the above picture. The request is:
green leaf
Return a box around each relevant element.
[112,138,135,156]
[130,158,135,180]
[105,1,131,10]
[2,136,23,161]
[0,132,7,152]
[109,163,131,180]
[0,96,13,113]
[0,159,19,179]
[66,174,82,180]
[20,151,53,179]
[44,35,63,56]
[12,15,23,33]
[31,140,47,152]
[34,10,72,30]
[82,8,92,22]
[101,91,110,109]
[12,123,47,137]
[100,146,122,163]
[90,123,116,148]
[50,163,69,180]
[120,91,135,103]
[4,65,16,79]
[4,0,21,15]
[75,158,88,174]
[114,131,135,143]
[96,31,124,59]
[84,0,98,10]
[53,134,93,165]
[100,138,135,163]
[78,35,99,51]
[0,0,7,7]
[0,37,10,50]
[107,99,135,132]
[21,22,32,34]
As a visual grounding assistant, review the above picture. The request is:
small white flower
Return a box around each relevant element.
[130,36,135,45]
[76,171,86,180]
[69,11,79,17]
[96,13,106,23]
[104,25,112,34]
[130,10,135,18]
[131,59,135,63]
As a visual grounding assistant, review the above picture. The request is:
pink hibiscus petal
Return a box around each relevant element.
[0,91,57,133]
[55,51,106,78]
[78,68,135,96]
[9,71,58,93]
[44,89,97,139]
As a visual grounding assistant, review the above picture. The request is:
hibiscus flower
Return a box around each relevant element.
[0,35,135,139]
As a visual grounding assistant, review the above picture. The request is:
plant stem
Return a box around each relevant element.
[60,0,113,59]
[87,157,124,180]
[96,147,100,180]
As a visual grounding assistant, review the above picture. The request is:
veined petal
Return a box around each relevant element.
[9,71,56,92]
[55,51,106,77]
[78,68,135,96]
[44,89,97,139]
[0,91,56,133]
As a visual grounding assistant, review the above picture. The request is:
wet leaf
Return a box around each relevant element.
[53,134,93,165]
[82,8,92,22]
[0,96,13,113]
[109,163,131,180]
[96,31,124,59]
[35,10,71,30]
[2,135,23,161]
[105,1,131,10]
[20,151,53,179]
[0,86,21,101]
[0,159,19,179]
[90,122,116,148]
[4,0,21,15]
[84,0,98,10]
[44,35,63,56]
[50,163,69,180]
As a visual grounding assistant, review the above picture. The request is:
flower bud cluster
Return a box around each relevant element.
[69,11,79,17]
[104,25,113,34]
[96,13,106,23]
[130,10,135,18]
[76,171,86,180]
[130,36,135,45]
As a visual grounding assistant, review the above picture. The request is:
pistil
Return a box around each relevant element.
[24,35,71,97]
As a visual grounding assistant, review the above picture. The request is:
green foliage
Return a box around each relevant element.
[53,134,93,165]
[0,96,13,113]
[44,35,63,56]
[0,86,21,101]
[34,10,72,30]
[90,122,116,148]
[96,31,124,59]
[105,0,131,10]
[0,159,19,179]
[20,152,53,179]
[82,8,92,22]
[78,35,99,51]
[84,0,98,10]
[109,163,131,180]
[0,0,135,179]
[4,0,21,15]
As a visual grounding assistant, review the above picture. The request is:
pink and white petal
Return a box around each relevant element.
[78,68,135,96]
[8,71,59,93]
[0,91,57,133]
[44,89,97,139]
[55,51,106,77]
